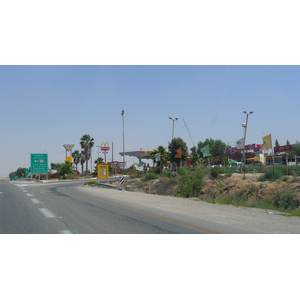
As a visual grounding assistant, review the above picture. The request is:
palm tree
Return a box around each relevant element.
[72,150,81,173]
[80,134,95,175]
[80,150,86,175]
[150,145,169,172]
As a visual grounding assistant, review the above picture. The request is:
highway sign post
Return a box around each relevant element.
[119,176,125,190]
[30,154,48,180]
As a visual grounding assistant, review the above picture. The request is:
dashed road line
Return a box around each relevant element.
[30,198,41,204]
[39,208,56,219]
[26,193,33,197]
[59,230,78,234]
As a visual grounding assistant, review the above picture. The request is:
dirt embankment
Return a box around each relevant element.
[123,173,300,201]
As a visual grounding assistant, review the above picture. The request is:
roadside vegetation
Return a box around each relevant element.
[8,133,300,217]
[123,163,300,218]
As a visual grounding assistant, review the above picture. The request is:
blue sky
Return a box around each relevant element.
[1,65,300,176]
[1,1,300,177]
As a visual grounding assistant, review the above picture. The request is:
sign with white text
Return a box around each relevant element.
[30,154,48,173]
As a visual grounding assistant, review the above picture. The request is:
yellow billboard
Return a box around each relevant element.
[97,165,109,179]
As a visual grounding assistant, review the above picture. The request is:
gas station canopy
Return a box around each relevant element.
[119,150,153,160]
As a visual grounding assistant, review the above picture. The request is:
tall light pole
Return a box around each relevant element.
[169,117,178,140]
[241,111,253,176]
[121,110,125,169]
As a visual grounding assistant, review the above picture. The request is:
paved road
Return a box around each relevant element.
[2,179,300,234]
[0,180,218,234]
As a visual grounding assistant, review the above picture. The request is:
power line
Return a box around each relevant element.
[182,117,195,147]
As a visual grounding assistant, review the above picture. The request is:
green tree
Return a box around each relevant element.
[168,137,189,167]
[72,150,81,173]
[80,134,95,175]
[275,139,280,147]
[194,138,226,158]
[150,145,169,172]
[15,167,27,178]
[79,151,86,175]
[292,141,300,156]
[9,171,16,180]
[58,161,75,179]
[51,163,63,171]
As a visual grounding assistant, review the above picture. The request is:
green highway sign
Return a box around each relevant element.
[30,154,48,173]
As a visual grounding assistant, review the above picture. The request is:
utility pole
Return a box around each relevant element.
[169,117,178,140]
[122,110,125,169]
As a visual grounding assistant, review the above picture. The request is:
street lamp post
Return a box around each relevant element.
[121,110,125,169]
[169,117,178,140]
[241,111,253,176]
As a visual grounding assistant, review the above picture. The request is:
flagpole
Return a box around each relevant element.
[241,111,253,178]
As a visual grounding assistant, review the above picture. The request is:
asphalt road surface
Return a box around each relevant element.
[0,179,217,234]
[2,179,300,234]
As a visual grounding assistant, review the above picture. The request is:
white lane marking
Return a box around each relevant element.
[22,190,28,192]
[39,208,56,218]
[59,230,78,234]
[30,198,41,204]
[26,193,33,197]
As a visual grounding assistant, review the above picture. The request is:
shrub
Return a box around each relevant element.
[177,167,188,176]
[210,167,220,179]
[272,191,300,210]
[212,191,248,206]
[141,172,160,181]
[84,181,97,186]
[161,171,173,178]
[258,169,282,181]
[227,190,248,206]
[177,168,205,198]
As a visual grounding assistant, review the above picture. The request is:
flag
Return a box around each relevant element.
[154,153,160,162]
[201,145,209,157]
[174,148,182,158]
[262,134,272,150]
[236,138,245,149]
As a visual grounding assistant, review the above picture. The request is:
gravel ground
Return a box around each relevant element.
[79,184,300,234]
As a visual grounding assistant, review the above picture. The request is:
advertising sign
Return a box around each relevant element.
[31,154,48,173]
[101,141,110,152]
[63,144,75,151]
[274,145,293,153]
[97,165,109,179]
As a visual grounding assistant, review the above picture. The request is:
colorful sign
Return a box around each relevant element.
[66,156,73,162]
[101,141,110,152]
[63,144,75,151]
[274,145,293,153]
[97,165,109,179]
[30,154,48,174]
[223,144,262,154]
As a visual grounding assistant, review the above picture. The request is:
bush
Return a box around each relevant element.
[161,171,173,178]
[272,191,300,210]
[258,168,282,181]
[141,172,160,181]
[84,181,98,186]
[177,168,205,198]
[210,167,220,179]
